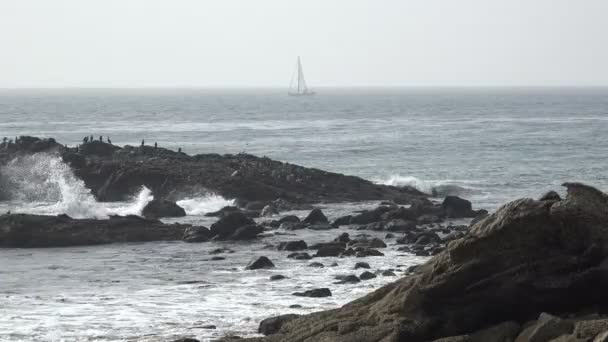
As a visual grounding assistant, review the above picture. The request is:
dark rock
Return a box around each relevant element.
[210,212,255,239]
[359,271,377,280]
[334,232,351,243]
[209,248,234,254]
[260,204,279,217]
[172,338,200,342]
[308,262,324,268]
[350,209,382,225]
[279,222,306,230]
[355,248,384,257]
[354,262,370,269]
[540,190,562,202]
[314,243,345,257]
[278,240,308,251]
[332,215,353,227]
[270,275,287,281]
[303,208,328,224]
[442,196,476,218]
[307,223,333,230]
[244,201,267,211]
[417,214,441,224]
[210,256,225,261]
[204,206,240,217]
[245,256,274,270]
[289,304,302,309]
[278,215,300,224]
[287,252,312,260]
[0,213,190,247]
[182,226,211,242]
[141,199,186,219]
[335,275,361,284]
[385,219,416,232]
[292,288,332,298]
[258,314,300,335]
[381,207,417,221]
[228,224,264,240]
[385,233,395,239]
[382,270,396,277]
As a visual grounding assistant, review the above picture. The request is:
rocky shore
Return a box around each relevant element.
[213,182,608,342]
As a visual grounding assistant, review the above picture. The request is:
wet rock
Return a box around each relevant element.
[303,208,328,224]
[244,201,267,211]
[287,252,312,260]
[359,271,377,280]
[289,304,302,309]
[172,338,200,342]
[182,226,211,242]
[258,314,300,335]
[442,196,476,218]
[314,243,345,257]
[350,209,382,225]
[385,233,395,239]
[278,215,300,224]
[382,270,396,277]
[384,218,416,232]
[516,313,573,342]
[210,256,225,261]
[245,256,275,270]
[204,206,240,217]
[292,288,332,298]
[540,190,562,202]
[210,211,255,239]
[209,247,234,254]
[260,204,279,217]
[278,240,308,251]
[332,215,352,227]
[335,275,361,284]
[354,262,371,269]
[269,275,287,281]
[417,214,442,224]
[279,221,306,230]
[142,199,186,219]
[228,224,264,240]
[308,262,324,268]
[355,248,384,257]
[334,232,351,243]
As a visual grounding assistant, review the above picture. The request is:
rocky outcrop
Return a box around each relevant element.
[0,213,191,247]
[0,137,425,205]
[235,183,608,342]
[141,199,186,219]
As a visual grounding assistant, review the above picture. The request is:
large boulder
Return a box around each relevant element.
[258,314,300,335]
[182,226,211,242]
[441,196,475,218]
[245,256,275,270]
[210,211,255,239]
[241,183,608,342]
[142,199,186,219]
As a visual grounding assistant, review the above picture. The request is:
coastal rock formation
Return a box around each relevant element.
[0,137,426,205]
[232,183,608,342]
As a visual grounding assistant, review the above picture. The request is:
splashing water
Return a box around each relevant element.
[177,194,234,215]
[374,175,483,198]
[0,153,154,218]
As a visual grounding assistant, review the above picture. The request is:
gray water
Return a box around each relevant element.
[1,87,607,341]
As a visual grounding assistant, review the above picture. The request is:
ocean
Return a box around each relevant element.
[1,87,607,341]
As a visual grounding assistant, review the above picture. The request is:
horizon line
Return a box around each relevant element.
[1,85,608,90]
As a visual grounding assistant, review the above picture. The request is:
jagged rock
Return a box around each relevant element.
[210,211,255,239]
[245,256,275,270]
[292,288,332,298]
[182,226,211,242]
[278,240,308,251]
[141,199,186,219]
[359,271,377,280]
[241,183,608,342]
[258,314,300,335]
[303,208,328,224]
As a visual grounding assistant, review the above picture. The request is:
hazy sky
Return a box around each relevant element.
[1,0,607,88]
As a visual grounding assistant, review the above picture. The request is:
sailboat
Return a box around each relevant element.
[289,56,315,96]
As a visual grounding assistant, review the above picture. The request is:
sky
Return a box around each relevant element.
[1,0,607,88]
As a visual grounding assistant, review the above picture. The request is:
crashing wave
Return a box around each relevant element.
[177,194,234,215]
[374,175,482,197]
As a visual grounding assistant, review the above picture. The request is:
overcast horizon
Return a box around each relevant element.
[2,0,608,88]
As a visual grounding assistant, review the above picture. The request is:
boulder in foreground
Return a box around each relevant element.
[233,182,608,342]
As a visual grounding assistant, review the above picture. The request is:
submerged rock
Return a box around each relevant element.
[292,288,332,298]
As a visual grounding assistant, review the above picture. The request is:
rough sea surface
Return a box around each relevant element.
[1,87,607,341]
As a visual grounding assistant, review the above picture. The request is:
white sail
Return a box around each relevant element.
[289,56,315,96]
